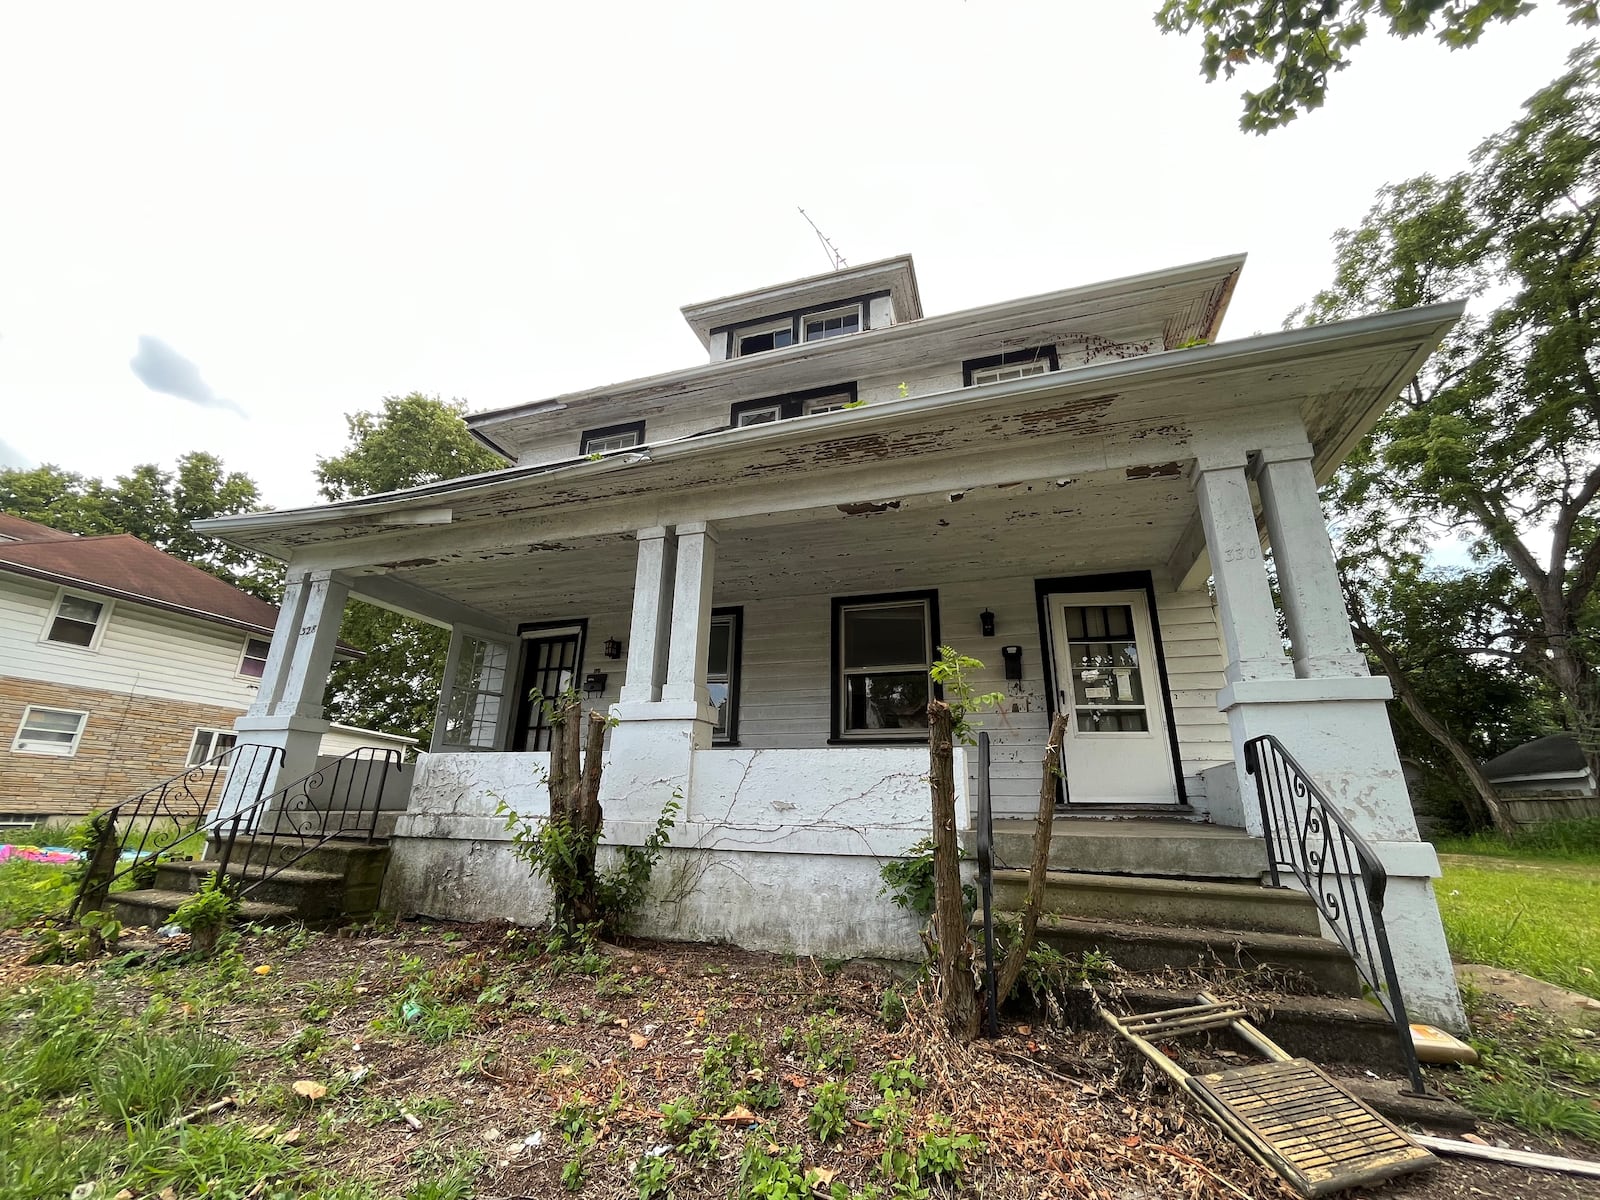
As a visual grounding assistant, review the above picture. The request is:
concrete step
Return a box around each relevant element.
[990,869,1322,936]
[1015,912,1363,996]
[113,887,298,930]
[980,817,1267,881]
[206,834,390,878]
[254,811,400,839]
[154,859,346,917]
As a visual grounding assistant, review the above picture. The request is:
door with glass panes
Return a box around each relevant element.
[1044,589,1178,806]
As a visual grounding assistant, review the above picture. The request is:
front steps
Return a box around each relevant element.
[981,818,1362,997]
[112,836,390,930]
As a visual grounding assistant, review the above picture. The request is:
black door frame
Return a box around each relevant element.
[511,619,588,752]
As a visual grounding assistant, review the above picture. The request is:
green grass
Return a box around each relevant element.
[0,859,77,926]
[1436,816,1600,863]
[1435,856,1600,999]
[1447,989,1600,1141]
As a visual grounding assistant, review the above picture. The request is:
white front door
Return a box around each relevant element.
[1045,589,1179,806]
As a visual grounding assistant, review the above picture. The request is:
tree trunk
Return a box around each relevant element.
[1351,615,1517,837]
[994,712,1068,1003]
[927,701,980,1040]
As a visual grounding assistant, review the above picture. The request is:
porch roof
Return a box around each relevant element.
[197,300,1461,626]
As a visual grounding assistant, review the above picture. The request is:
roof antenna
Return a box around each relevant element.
[798,208,847,271]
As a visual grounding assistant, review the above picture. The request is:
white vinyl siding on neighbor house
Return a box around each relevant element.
[13,705,89,756]
[0,574,269,709]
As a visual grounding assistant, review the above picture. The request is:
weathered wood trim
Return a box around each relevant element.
[349,572,516,636]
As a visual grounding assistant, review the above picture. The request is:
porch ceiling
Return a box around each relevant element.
[385,470,1195,618]
[197,302,1462,595]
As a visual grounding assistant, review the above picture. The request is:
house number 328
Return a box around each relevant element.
[1223,546,1258,563]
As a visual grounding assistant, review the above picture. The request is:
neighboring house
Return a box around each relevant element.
[0,513,412,823]
[196,254,1468,1027]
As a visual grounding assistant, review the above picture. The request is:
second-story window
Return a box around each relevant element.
[803,305,861,342]
[736,320,795,357]
[45,592,108,648]
[963,346,1060,387]
[730,385,857,428]
[581,421,646,455]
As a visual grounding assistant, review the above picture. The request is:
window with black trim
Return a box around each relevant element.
[45,592,107,648]
[707,607,742,744]
[736,319,795,357]
[730,384,857,428]
[802,305,861,342]
[963,346,1059,387]
[581,421,645,455]
[832,591,939,740]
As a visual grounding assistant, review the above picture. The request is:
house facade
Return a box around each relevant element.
[196,255,1468,1028]
[0,514,411,822]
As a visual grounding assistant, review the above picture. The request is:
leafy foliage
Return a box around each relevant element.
[314,393,506,746]
[1156,0,1599,132]
[878,836,975,920]
[928,646,1003,747]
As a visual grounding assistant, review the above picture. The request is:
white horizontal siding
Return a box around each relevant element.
[0,576,264,710]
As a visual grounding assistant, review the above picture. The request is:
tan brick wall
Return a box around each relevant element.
[0,675,245,820]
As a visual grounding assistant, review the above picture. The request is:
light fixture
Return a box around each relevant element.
[603,637,623,659]
[582,671,608,696]
[979,610,996,637]
[1002,645,1023,681]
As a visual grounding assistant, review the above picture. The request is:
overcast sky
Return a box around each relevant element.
[0,3,1591,509]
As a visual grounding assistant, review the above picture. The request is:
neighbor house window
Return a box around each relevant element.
[803,305,862,342]
[963,346,1060,387]
[441,636,511,750]
[188,728,238,766]
[735,319,796,357]
[707,608,742,744]
[45,592,108,648]
[581,421,645,455]
[833,591,939,740]
[13,706,89,756]
[238,637,271,679]
[730,385,858,428]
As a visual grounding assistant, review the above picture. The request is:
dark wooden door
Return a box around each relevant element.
[513,633,582,751]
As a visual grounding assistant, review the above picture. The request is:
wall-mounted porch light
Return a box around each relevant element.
[582,671,608,696]
[979,610,996,637]
[1001,645,1023,681]
[603,637,623,659]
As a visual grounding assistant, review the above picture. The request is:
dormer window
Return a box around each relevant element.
[963,346,1060,387]
[731,385,857,428]
[802,305,861,342]
[581,421,646,455]
[736,320,795,357]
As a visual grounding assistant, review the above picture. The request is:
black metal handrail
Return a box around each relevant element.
[213,746,403,899]
[69,742,285,919]
[1243,734,1427,1094]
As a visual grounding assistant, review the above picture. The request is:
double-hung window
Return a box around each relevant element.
[440,636,511,750]
[833,592,938,740]
[45,592,108,648]
[238,637,271,679]
[963,346,1059,387]
[13,706,89,756]
[581,422,645,455]
[707,609,742,744]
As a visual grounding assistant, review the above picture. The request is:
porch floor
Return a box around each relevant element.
[986,817,1266,881]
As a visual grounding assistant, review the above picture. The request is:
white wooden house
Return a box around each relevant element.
[0,513,412,822]
[197,255,1466,1027]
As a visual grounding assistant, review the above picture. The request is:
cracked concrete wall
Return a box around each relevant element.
[381,746,961,959]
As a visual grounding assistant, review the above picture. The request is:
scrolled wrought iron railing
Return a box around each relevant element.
[215,746,402,898]
[1243,734,1427,1094]
[69,742,285,919]
[72,744,403,920]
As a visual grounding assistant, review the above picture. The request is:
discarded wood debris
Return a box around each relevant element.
[1412,1134,1600,1179]
[1099,991,1434,1198]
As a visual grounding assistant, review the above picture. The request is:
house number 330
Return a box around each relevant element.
[1223,545,1258,563]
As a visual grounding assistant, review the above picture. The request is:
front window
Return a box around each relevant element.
[238,637,271,678]
[441,636,511,749]
[835,593,937,739]
[803,305,861,342]
[46,593,106,648]
[707,609,741,743]
[13,706,88,756]
[581,422,645,455]
[188,728,238,766]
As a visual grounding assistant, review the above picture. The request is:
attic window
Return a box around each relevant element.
[803,306,861,342]
[736,320,795,357]
[730,385,857,427]
[964,346,1060,386]
[581,422,646,455]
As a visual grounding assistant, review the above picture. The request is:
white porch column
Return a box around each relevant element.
[224,568,350,821]
[1190,458,1292,684]
[1251,443,1367,678]
[1194,453,1463,1029]
[661,521,719,738]
[619,526,675,705]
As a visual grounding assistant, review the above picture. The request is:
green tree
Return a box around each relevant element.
[1156,0,1598,132]
[1301,46,1600,815]
[314,393,505,746]
[0,453,276,599]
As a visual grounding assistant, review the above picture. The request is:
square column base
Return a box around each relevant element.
[603,701,717,820]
